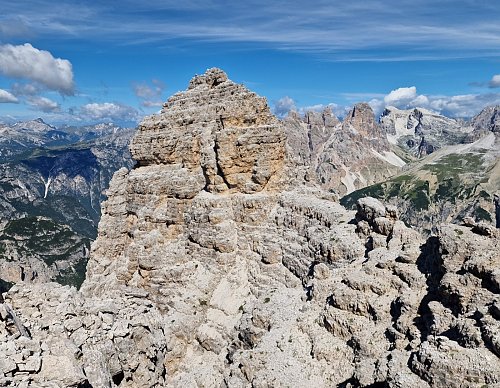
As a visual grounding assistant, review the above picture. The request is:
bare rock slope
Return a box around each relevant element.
[0,69,499,387]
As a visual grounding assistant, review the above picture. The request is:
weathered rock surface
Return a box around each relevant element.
[1,69,498,387]
[130,68,285,194]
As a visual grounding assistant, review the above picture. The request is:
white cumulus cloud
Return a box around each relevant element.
[80,102,139,122]
[27,96,60,112]
[384,86,418,106]
[370,85,500,118]
[489,74,500,88]
[0,43,74,95]
[0,89,19,103]
[273,96,296,117]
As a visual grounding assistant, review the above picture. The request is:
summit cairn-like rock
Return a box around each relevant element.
[130,67,285,194]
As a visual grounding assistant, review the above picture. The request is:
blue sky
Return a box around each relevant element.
[0,0,499,126]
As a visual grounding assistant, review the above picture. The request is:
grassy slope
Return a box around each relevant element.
[341,134,499,229]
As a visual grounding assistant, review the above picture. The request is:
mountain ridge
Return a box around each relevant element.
[0,120,135,287]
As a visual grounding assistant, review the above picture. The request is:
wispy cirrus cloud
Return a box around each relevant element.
[0,17,32,39]
[0,89,18,103]
[2,1,500,61]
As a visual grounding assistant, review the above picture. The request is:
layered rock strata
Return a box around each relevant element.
[0,69,499,387]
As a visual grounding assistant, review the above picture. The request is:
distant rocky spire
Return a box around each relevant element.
[342,102,380,136]
[471,105,500,133]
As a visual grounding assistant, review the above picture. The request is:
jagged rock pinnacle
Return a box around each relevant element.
[130,67,285,194]
[188,67,229,89]
[342,102,379,136]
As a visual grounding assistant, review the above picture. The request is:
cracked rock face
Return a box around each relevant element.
[130,68,285,195]
[1,69,499,387]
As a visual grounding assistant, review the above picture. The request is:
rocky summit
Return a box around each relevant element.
[0,69,499,388]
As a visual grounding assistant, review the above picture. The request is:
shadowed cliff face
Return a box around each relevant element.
[0,69,499,388]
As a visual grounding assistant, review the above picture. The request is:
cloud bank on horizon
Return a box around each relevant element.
[0,0,499,125]
[276,85,500,119]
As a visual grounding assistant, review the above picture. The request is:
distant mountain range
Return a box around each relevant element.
[336,105,500,231]
[0,119,134,289]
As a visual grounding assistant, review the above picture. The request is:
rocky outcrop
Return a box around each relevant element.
[342,102,380,137]
[1,69,498,387]
[2,193,498,387]
[130,68,285,194]
[1,283,167,387]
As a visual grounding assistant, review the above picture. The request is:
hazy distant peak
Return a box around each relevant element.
[11,118,56,133]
